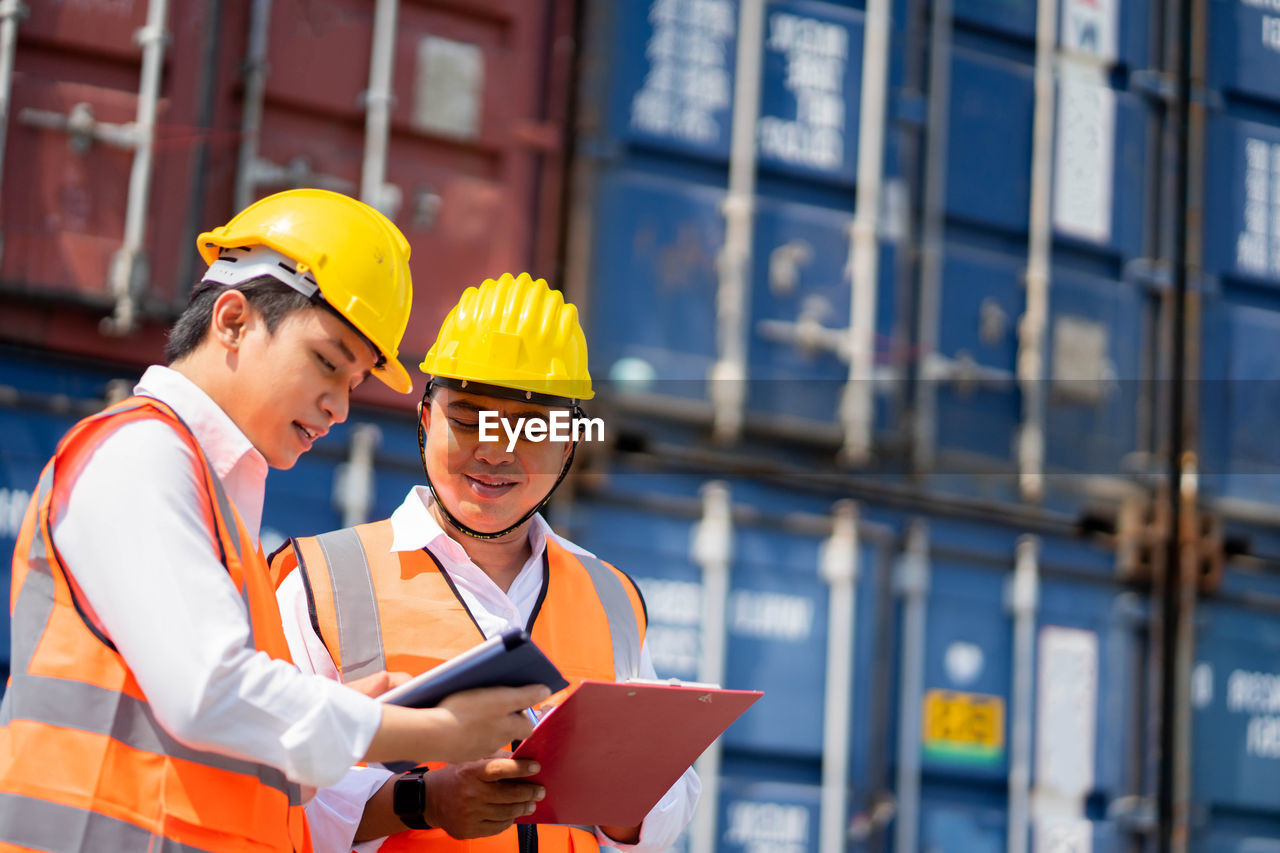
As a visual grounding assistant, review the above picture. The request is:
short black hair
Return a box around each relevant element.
[165,277,314,364]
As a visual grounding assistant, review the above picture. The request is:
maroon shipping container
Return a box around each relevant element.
[0,0,575,408]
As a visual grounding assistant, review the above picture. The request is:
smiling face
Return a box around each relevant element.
[421,385,573,537]
[215,293,378,469]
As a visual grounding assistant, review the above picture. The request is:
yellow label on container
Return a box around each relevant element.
[922,689,1006,766]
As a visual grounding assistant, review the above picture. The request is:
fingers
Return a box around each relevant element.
[344,671,389,698]
[457,683,552,714]
[476,758,542,782]
[514,683,553,706]
[459,817,536,840]
[466,796,539,826]
[467,712,531,750]
[457,759,545,804]
[344,670,411,698]
[497,801,539,821]
[478,785,544,809]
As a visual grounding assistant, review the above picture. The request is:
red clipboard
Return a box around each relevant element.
[510,679,763,828]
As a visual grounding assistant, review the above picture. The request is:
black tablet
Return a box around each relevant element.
[376,628,568,709]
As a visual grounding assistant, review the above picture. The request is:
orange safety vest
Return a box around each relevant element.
[0,397,312,852]
[271,519,648,853]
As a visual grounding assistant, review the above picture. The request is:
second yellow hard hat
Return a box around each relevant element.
[420,272,593,403]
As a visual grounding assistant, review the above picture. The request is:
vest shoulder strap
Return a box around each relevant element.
[295,522,392,682]
[549,540,646,681]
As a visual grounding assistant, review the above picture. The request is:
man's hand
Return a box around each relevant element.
[345,670,411,698]
[429,686,544,764]
[423,754,544,839]
[353,754,544,842]
[365,684,547,766]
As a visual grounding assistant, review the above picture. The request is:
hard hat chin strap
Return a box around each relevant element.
[416,381,579,542]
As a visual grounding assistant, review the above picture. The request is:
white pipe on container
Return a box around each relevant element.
[334,424,381,528]
[361,0,399,218]
[688,481,733,853]
[819,501,860,853]
[911,0,952,474]
[101,0,169,336]
[0,0,26,265]
[894,520,929,853]
[711,0,765,443]
[1018,0,1059,500]
[234,0,273,211]
[1006,535,1041,853]
[839,0,891,465]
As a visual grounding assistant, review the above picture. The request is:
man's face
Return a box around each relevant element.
[229,304,376,469]
[422,386,573,535]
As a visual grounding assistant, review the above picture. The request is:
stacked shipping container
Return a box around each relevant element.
[1189,1,1280,850]
[562,0,1278,850]
[1,0,1279,850]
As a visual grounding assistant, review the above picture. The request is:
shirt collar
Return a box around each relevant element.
[388,485,551,562]
[133,365,268,493]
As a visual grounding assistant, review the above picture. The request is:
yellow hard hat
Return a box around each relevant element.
[420,272,593,403]
[197,188,414,393]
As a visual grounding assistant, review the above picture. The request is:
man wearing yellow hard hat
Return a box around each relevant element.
[0,192,546,852]
[272,273,699,852]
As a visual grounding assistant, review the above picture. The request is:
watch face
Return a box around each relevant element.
[394,772,426,817]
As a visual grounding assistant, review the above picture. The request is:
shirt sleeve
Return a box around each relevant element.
[594,640,702,852]
[278,568,394,853]
[52,419,384,789]
[304,766,394,853]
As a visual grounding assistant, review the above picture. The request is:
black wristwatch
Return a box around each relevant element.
[392,766,433,830]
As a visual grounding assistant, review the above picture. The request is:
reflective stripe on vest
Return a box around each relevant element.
[314,527,387,680]
[571,551,641,681]
[0,673,298,802]
[0,398,310,852]
[0,792,212,853]
[280,519,648,852]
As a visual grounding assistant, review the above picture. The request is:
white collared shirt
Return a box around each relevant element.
[51,365,382,788]
[279,486,700,853]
